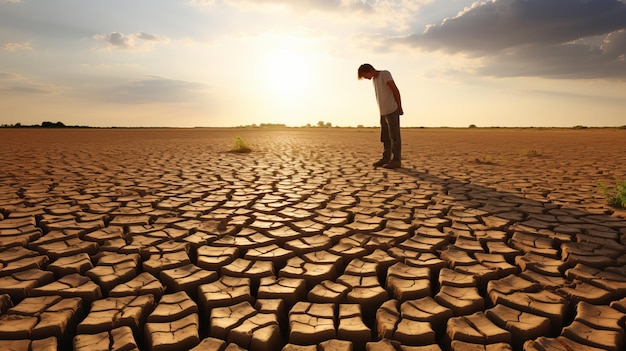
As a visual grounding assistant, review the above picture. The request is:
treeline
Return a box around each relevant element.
[0,121,94,128]
[236,123,289,128]
[236,121,342,128]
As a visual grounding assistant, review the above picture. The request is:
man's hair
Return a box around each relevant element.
[358,63,375,79]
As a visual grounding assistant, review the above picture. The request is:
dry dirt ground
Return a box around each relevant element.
[0,128,625,351]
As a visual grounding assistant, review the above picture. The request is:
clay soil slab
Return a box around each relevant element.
[77,295,155,335]
[31,273,102,307]
[198,276,253,317]
[446,311,511,346]
[74,326,139,351]
[289,302,336,346]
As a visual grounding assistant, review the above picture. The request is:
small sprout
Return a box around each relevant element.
[230,136,252,153]
[599,180,626,209]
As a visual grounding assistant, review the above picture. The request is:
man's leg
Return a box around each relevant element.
[381,110,401,168]
[387,111,401,161]
[379,115,392,161]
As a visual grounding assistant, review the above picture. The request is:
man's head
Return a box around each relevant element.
[358,63,376,80]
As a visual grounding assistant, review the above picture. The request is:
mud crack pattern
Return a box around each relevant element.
[0,128,625,351]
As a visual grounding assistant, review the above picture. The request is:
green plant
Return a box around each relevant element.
[524,147,543,157]
[599,180,626,209]
[230,136,252,153]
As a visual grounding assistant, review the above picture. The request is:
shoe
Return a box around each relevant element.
[373,159,389,167]
[382,160,402,169]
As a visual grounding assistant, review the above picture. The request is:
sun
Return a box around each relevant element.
[262,48,315,101]
[250,35,323,126]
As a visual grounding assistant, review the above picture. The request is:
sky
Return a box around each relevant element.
[1,0,625,128]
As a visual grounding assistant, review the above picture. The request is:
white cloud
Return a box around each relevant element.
[2,41,32,51]
[94,32,170,51]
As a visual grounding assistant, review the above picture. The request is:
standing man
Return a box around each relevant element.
[358,63,403,169]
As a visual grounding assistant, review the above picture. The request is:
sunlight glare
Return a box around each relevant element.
[262,47,314,101]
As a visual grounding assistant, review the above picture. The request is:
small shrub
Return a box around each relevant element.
[599,180,626,209]
[230,136,252,153]
[524,147,543,157]
[473,155,497,165]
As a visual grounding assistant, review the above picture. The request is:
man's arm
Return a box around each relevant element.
[387,80,403,115]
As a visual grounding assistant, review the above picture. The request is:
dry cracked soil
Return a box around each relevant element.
[0,127,625,351]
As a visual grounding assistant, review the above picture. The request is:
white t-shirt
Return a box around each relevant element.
[373,70,398,116]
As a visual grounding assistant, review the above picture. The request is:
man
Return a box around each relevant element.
[358,63,403,169]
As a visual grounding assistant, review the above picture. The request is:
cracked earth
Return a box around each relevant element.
[0,128,625,351]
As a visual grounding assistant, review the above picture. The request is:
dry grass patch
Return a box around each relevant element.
[230,136,252,154]
[524,146,543,157]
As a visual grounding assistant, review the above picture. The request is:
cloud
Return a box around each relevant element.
[0,72,64,94]
[2,41,32,51]
[223,0,433,18]
[411,0,626,53]
[137,32,161,41]
[602,29,626,57]
[198,0,372,12]
[474,30,626,80]
[194,0,429,30]
[0,0,22,3]
[94,32,170,51]
[0,72,21,80]
[401,0,626,80]
[188,0,216,6]
[104,75,208,104]
[274,0,372,13]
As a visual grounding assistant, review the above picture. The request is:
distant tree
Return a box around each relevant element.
[469,124,477,128]
[325,122,332,128]
[317,121,325,127]
[42,121,66,128]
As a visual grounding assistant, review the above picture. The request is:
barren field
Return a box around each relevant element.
[0,128,625,351]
